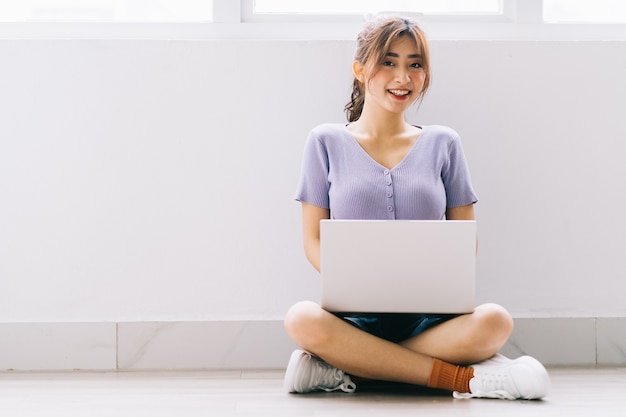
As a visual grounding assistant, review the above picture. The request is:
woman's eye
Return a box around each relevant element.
[382,61,394,66]
[410,62,423,68]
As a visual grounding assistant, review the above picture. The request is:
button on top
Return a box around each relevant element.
[383,169,394,216]
[383,169,392,185]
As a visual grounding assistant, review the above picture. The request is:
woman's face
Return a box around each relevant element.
[360,36,426,116]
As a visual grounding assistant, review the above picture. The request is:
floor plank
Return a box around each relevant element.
[0,367,624,416]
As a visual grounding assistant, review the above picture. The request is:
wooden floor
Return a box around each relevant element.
[1,367,624,416]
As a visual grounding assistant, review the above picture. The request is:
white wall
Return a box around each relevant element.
[0,39,624,322]
[419,41,626,317]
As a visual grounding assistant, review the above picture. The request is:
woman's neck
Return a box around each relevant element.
[350,106,409,141]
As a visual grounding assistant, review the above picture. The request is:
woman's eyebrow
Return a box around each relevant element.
[386,52,422,59]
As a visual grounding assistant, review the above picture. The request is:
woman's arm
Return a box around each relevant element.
[446,204,478,253]
[301,202,331,272]
[445,204,475,221]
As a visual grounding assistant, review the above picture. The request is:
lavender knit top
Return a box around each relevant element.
[294,123,478,220]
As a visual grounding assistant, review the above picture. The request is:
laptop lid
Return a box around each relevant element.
[320,220,476,314]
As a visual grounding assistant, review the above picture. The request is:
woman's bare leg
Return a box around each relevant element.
[285,300,434,385]
[400,303,514,365]
[284,301,513,386]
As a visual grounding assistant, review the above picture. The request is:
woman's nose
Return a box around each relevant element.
[395,67,410,82]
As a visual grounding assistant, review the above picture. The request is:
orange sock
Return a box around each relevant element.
[427,358,474,393]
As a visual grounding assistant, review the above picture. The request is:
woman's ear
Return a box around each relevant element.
[352,61,365,83]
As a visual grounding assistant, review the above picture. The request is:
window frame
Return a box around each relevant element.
[1,0,626,40]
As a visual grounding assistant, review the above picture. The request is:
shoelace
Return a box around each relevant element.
[312,360,356,393]
[453,371,517,400]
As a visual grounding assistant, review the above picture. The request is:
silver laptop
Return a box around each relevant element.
[320,220,476,314]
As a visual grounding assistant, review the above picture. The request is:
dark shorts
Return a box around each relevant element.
[336,313,459,344]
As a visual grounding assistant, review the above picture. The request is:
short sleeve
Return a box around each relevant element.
[294,130,331,209]
[442,134,478,208]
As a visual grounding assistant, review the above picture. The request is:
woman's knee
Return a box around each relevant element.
[473,303,514,348]
[284,300,319,331]
[284,301,331,348]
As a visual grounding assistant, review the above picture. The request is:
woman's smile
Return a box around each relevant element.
[388,89,412,99]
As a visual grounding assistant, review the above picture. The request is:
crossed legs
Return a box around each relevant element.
[284,300,514,386]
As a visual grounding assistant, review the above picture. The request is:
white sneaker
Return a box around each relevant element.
[284,349,356,394]
[453,354,551,400]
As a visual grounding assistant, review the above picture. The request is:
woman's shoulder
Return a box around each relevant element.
[306,123,352,149]
[309,123,349,138]
[419,125,465,150]
[421,124,461,141]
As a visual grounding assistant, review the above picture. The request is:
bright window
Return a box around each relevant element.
[253,0,502,15]
[1,0,626,41]
[0,0,213,22]
[544,0,626,23]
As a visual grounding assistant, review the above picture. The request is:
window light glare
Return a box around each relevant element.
[0,0,213,22]
[253,0,501,15]
[544,0,626,23]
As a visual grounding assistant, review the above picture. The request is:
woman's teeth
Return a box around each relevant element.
[389,89,410,96]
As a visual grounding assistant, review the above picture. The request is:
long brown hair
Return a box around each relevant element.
[344,16,431,122]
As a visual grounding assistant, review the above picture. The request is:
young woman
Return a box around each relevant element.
[283,16,550,400]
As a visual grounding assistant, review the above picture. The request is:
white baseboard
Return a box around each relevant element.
[1,318,625,371]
